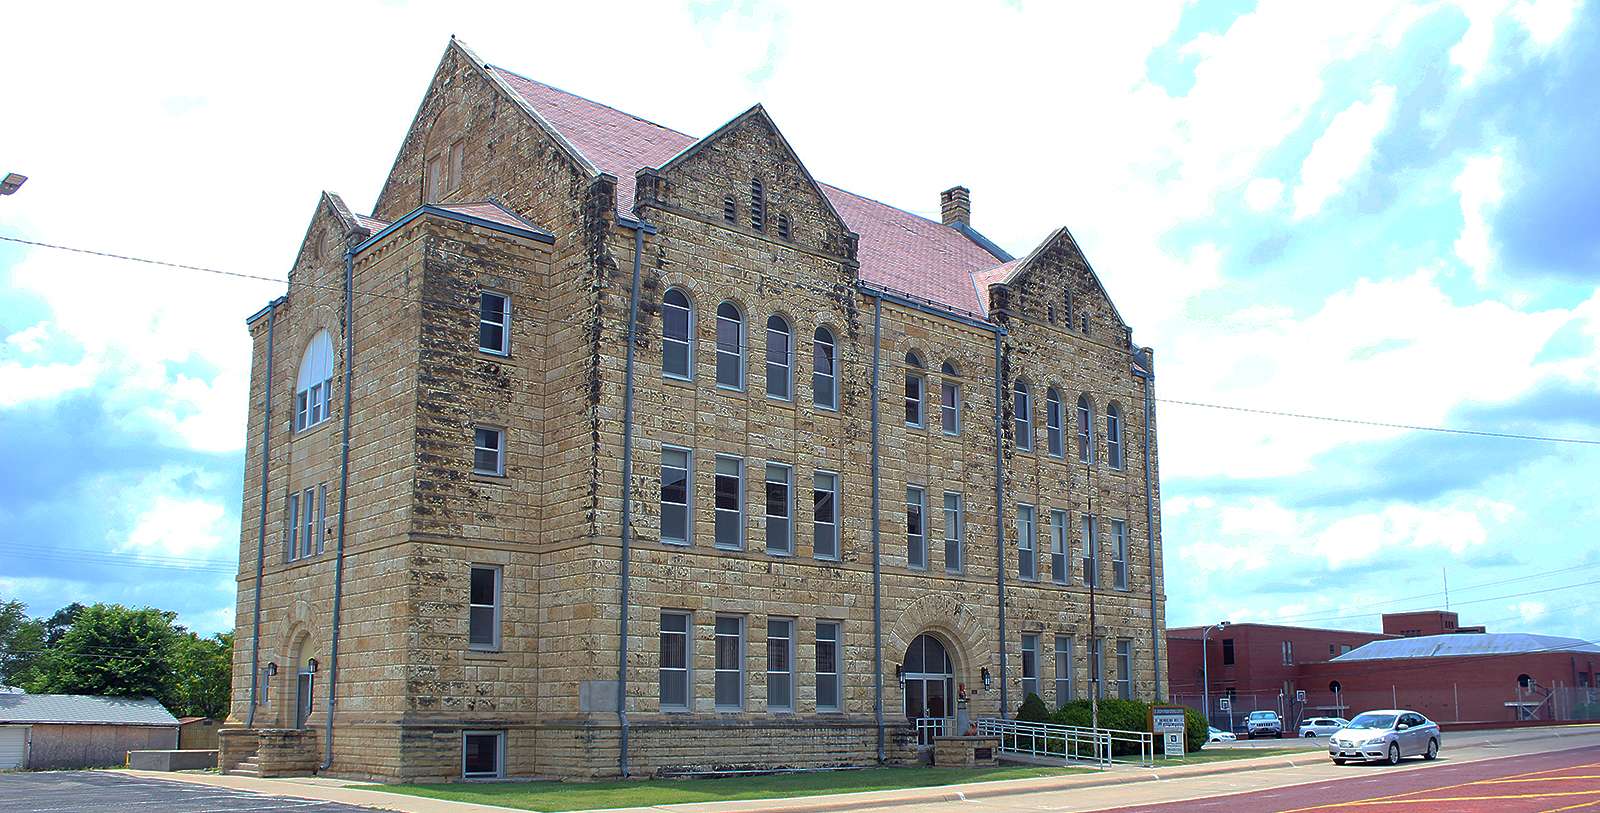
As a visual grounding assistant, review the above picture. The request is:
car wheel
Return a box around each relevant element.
[1387,743,1401,765]
[1332,758,1345,766]
[1247,733,1254,740]
[1304,731,1316,738]
[1424,739,1438,760]
[1276,731,1283,739]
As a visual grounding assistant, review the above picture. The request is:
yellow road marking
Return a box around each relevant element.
[1492,776,1600,783]
[1538,800,1600,813]
[1279,761,1600,812]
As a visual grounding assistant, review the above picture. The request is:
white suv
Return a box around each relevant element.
[1246,710,1283,739]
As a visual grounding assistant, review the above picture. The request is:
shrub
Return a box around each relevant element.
[1017,692,1051,723]
[1180,705,1208,752]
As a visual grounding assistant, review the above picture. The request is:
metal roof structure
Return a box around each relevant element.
[1332,632,1600,662]
[0,694,179,726]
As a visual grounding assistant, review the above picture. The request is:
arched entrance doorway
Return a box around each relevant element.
[904,634,955,742]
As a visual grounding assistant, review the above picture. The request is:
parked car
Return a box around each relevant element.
[1328,710,1441,765]
[1208,726,1237,743]
[1298,717,1350,738]
[1246,710,1283,739]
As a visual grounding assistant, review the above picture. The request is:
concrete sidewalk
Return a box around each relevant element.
[125,751,1331,813]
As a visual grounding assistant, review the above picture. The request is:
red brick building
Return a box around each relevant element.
[1382,610,1485,637]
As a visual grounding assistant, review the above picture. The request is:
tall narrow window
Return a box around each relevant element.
[765,463,792,554]
[1222,638,1235,665]
[426,155,444,203]
[314,485,326,556]
[716,302,744,389]
[469,565,501,651]
[479,292,510,355]
[1090,638,1105,699]
[1077,394,1095,463]
[777,213,792,241]
[301,486,316,559]
[1282,640,1294,666]
[1054,635,1074,706]
[1049,509,1070,584]
[715,456,743,550]
[767,618,793,711]
[295,331,334,431]
[766,315,791,400]
[1013,380,1032,451]
[813,471,838,560]
[448,140,465,192]
[1081,514,1099,587]
[722,195,737,224]
[715,616,743,710]
[659,612,690,711]
[940,362,960,435]
[812,327,837,410]
[1107,405,1124,469]
[906,486,926,569]
[1064,291,1074,329]
[816,621,842,712]
[662,289,692,379]
[1021,634,1040,699]
[750,178,766,231]
[904,353,925,427]
[1017,504,1037,581]
[1046,388,1064,457]
[286,492,300,562]
[474,427,505,476]
[1117,639,1133,699]
[942,492,963,573]
[1111,518,1128,590]
[660,447,690,545]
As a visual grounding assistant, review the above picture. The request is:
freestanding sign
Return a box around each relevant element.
[1150,705,1187,758]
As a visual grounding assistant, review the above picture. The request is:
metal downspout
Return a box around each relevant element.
[322,250,355,771]
[617,222,646,778]
[870,294,885,764]
[1134,363,1159,698]
[246,301,278,728]
[993,331,1009,717]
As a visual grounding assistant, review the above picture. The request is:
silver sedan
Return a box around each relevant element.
[1328,709,1442,765]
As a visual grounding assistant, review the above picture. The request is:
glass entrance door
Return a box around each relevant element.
[295,672,314,729]
[903,634,955,744]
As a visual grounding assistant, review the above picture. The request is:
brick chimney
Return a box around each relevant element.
[940,186,971,226]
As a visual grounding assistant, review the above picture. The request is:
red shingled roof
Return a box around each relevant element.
[486,66,1008,317]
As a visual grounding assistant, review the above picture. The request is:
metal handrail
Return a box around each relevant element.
[975,717,1154,768]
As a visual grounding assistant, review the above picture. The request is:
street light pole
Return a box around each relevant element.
[1201,620,1228,728]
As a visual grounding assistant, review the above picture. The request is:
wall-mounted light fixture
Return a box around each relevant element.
[980,667,992,691]
[306,658,319,674]
[266,663,278,677]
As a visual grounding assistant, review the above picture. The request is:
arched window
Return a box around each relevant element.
[939,361,960,435]
[812,327,837,410]
[1013,380,1032,451]
[777,213,792,241]
[765,314,791,400]
[904,352,925,427]
[716,302,744,389]
[662,288,692,380]
[750,179,766,231]
[722,195,737,224]
[1077,394,1095,463]
[1106,404,1124,469]
[1046,387,1064,457]
[295,331,334,431]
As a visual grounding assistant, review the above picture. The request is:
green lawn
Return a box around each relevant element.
[355,764,1091,812]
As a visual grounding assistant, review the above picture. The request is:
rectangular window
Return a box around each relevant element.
[1054,635,1074,706]
[716,307,743,389]
[766,320,791,400]
[1117,639,1133,699]
[1111,518,1128,590]
[301,487,316,559]
[660,447,690,545]
[1047,395,1064,457]
[816,621,842,712]
[473,427,505,476]
[941,380,960,435]
[286,492,300,562]
[462,731,503,779]
[905,372,924,427]
[478,292,510,355]
[765,463,792,554]
[468,565,501,651]
[715,456,743,550]
[1282,640,1294,666]
[767,618,794,712]
[296,389,309,431]
[1021,634,1039,699]
[1080,514,1098,587]
[448,140,465,191]
[1089,638,1105,699]
[813,332,836,410]
[906,486,926,569]
[715,616,743,710]
[1222,638,1235,666]
[1049,509,1069,584]
[813,471,838,560]
[314,485,327,555]
[942,492,962,573]
[1016,504,1036,581]
[1014,387,1032,451]
[659,612,690,711]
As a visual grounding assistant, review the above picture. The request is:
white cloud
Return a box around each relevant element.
[1511,0,1583,47]
[1244,178,1285,212]
[1453,151,1508,284]
[1293,84,1398,220]
[121,494,230,559]
[1513,600,1549,623]
[4,322,51,354]
[1449,0,1584,86]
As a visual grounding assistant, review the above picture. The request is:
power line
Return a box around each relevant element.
[1158,398,1600,446]
[1261,560,1600,626]
[1235,577,1600,630]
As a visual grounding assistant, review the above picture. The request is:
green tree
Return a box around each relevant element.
[25,603,183,705]
[42,602,85,647]
[171,631,233,719]
[0,597,46,686]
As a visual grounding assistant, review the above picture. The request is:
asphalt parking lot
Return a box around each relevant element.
[0,770,380,813]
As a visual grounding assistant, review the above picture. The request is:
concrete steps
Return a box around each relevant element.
[229,755,261,777]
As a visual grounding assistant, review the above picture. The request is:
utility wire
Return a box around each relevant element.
[1258,560,1600,626]
[1157,398,1600,446]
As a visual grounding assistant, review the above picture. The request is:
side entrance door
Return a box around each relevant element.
[295,672,314,729]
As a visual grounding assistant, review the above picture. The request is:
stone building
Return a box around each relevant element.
[224,38,1165,781]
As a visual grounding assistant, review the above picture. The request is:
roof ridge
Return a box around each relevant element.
[487,64,697,141]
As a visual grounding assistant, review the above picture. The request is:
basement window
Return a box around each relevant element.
[462,730,504,779]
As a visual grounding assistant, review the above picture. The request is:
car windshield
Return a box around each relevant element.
[1348,713,1397,729]
[1249,711,1276,720]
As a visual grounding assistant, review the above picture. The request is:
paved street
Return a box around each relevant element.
[0,770,381,813]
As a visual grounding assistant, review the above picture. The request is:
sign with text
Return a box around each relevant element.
[1150,705,1187,757]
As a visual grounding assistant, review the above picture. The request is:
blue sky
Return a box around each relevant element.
[1,1,1596,640]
